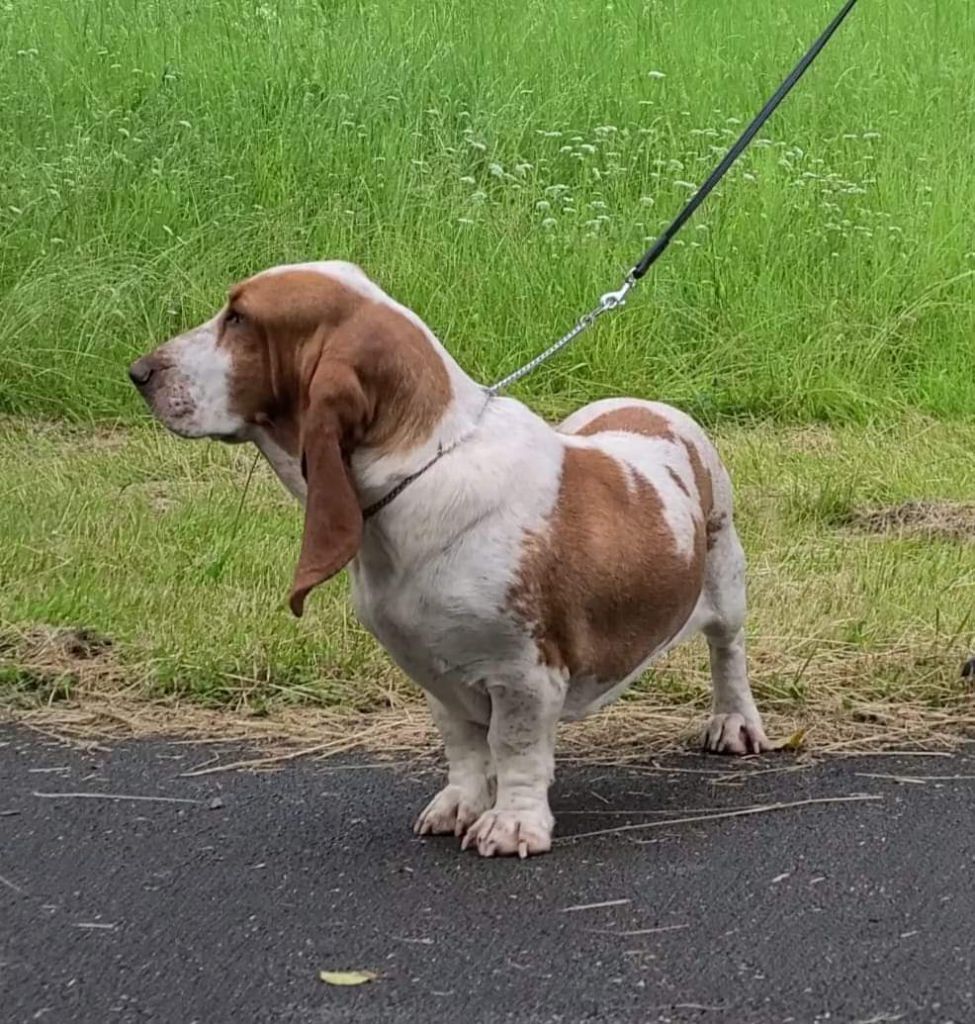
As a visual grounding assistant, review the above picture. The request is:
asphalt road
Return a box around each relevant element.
[1,724,973,1024]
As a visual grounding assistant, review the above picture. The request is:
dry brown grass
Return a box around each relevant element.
[4,624,973,766]
[845,500,975,542]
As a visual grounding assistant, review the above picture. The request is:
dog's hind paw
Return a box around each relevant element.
[702,712,771,755]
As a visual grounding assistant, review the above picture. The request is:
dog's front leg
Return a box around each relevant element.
[463,671,566,859]
[415,693,494,838]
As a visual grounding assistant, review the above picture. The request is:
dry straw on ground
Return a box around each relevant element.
[3,625,973,767]
[844,500,975,542]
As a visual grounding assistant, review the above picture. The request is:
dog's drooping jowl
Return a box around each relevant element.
[130,261,770,857]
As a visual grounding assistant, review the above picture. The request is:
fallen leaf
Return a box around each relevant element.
[773,728,807,752]
[319,970,377,987]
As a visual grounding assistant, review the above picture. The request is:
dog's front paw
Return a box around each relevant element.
[702,712,771,755]
[461,807,554,859]
[414,784,491,837]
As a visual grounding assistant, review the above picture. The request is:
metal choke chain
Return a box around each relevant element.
[487,276,636,396]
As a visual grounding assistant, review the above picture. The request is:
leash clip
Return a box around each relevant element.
[597,275,636,314]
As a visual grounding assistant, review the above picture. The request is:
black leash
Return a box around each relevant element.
[366,0,861,518]
[632,0,860,282]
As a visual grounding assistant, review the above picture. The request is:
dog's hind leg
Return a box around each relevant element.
[700,515,771,755]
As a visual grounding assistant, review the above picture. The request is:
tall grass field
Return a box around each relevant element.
[1,0,974,741]
[2,0,973,422]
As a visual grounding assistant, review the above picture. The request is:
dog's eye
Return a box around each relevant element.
[225,309,244,327]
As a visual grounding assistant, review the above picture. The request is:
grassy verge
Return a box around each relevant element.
[2,1,973,751]
[2,416,973,750]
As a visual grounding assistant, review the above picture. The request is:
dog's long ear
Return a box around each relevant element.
[289,360,369,618]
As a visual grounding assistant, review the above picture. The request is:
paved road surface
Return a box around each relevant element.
[1,724,973,1023]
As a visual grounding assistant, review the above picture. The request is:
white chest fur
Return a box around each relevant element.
[349,398,563,712]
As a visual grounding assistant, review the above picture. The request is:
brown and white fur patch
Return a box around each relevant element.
[130,260,770,858]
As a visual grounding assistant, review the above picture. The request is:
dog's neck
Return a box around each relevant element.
[351,348,489,509]
[249,427,307,502]
[250,322,492,513]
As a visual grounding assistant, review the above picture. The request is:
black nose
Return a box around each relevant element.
[128,358,155,388]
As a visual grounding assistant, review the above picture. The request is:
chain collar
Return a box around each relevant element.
[361,393,493,520]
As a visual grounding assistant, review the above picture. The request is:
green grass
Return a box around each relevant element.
[1,0,974,424]
[2,417,973,720]
[2,1,974,734]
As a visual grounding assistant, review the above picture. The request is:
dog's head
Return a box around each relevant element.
[129,261,451,614]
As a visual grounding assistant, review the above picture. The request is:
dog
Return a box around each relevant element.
[129,260,771,857]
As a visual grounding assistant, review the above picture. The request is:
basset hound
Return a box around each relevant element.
[130,261,770,858]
